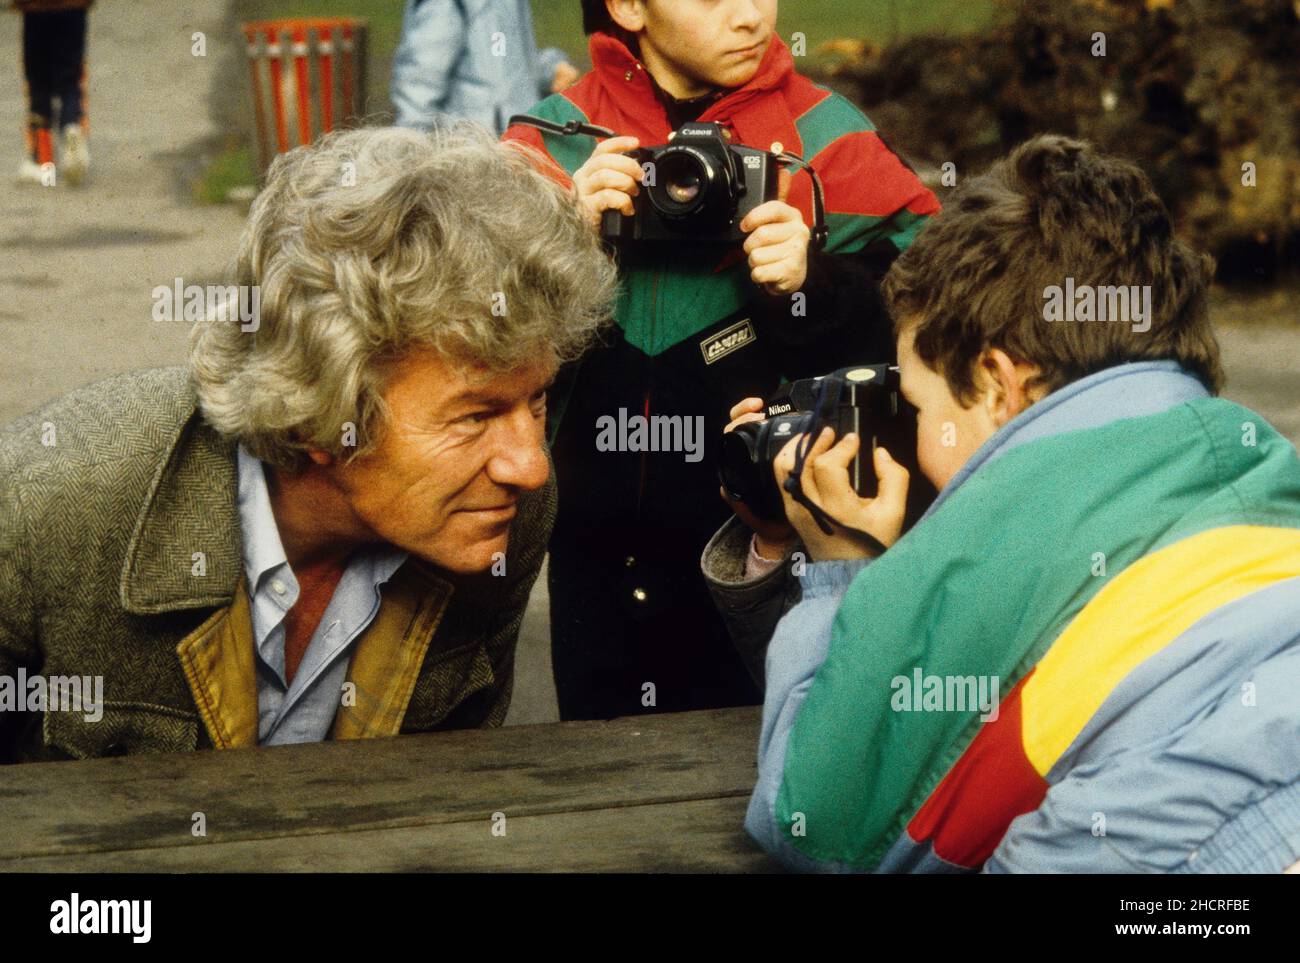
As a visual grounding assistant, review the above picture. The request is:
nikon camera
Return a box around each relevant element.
[719,364,913,523]
[601,122,779,244]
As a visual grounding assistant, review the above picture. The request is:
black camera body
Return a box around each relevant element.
[601,122,779,245]
[719,364,911,523]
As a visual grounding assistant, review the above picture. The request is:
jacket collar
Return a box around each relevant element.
[119,394,244,615]
[924,361,1211,522]
[587,30,796,138]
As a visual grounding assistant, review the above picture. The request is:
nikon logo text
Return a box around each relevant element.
[595,410,705,463]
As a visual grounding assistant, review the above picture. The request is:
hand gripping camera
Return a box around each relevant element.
[719,364,912,524]
[506,114,829,249]
[601,122,776,244]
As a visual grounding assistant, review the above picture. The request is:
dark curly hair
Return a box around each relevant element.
[883,134,1223,402]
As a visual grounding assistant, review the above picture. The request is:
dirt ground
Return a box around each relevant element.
[3,1,1297,728]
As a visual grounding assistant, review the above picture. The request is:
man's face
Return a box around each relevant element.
[328,347,555,574]
[897,327,992,491]
[638,0,778,92]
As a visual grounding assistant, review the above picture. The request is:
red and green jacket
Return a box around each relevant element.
[503,31,939,554]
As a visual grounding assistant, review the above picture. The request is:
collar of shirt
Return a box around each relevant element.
[235,444,409,739]
[236,442,303,661]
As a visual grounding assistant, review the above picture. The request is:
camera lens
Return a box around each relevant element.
[667,170,702,205]
[717,413,813,522]
[649,148,714,220]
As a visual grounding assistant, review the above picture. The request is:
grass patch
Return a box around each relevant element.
[193,139,255,206]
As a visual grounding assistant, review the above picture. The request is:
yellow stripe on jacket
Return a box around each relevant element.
[1021,525,1300,776]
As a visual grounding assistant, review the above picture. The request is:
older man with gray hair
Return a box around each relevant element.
[0,124,617,762]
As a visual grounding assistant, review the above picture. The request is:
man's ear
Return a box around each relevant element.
[978,348,1040,428]
[606,0,646,33]
[306,448,335,468]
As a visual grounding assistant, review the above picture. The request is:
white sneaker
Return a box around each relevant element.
[17,158,52,185]
[60,125,89,186]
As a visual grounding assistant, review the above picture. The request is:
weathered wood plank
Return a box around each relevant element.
[5,796,780,873]
[0,707,763,865]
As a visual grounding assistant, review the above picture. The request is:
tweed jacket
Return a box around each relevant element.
[0,366,554,763]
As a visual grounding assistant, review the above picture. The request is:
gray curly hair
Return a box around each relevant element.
[189,123,617,472]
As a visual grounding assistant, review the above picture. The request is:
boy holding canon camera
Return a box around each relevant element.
[705,134,1300,873]
[502,0,938,720]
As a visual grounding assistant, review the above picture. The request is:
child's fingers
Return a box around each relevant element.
[585,167,641,196]
[793,427,835,501]
[747,246,781,269]
[750,259,798,288]
[807,425,836,458]
[777,167,793,203]
[743,220,808,256]
[872,446,911,517]
[581,153,645,184]
[592,135,640,156]
[743,225,778,254]
[725,413,765,434]
[728,397,765,422]
[748,234,804,267]
[740,200,804,234]
[589,188,636,217]
[819,431,861,473]
[809,432,860,502]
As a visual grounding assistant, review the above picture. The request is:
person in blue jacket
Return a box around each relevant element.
[391,0,578,135]
[705,134,1300,874]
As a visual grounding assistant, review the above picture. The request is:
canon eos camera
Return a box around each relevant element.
[601,122,780,245]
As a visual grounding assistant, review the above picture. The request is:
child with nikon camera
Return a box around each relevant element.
[705,134,1300,873]
[503,0,939,721]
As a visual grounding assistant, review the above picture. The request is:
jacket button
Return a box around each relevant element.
[624,555,636,568]
[103,743,128,757]
[624,70,633,81]
[632,587,647,603]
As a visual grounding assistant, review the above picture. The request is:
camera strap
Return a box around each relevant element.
[774,152,830,251]
[506,114,617,140]
[783,375,890,557]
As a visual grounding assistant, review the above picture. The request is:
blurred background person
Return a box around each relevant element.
[13,0,93,185]
[391,0,579,135]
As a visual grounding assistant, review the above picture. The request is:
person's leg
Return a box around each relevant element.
[21,11,57,171]
[51,10,88,130]
[51,10,90,185]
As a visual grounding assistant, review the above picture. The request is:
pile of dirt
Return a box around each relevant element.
[827,0,1300,281]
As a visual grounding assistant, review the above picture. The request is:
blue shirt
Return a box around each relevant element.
[235,445,409,745]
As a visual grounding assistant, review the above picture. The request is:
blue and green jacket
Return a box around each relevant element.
[745,362,1300,872]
